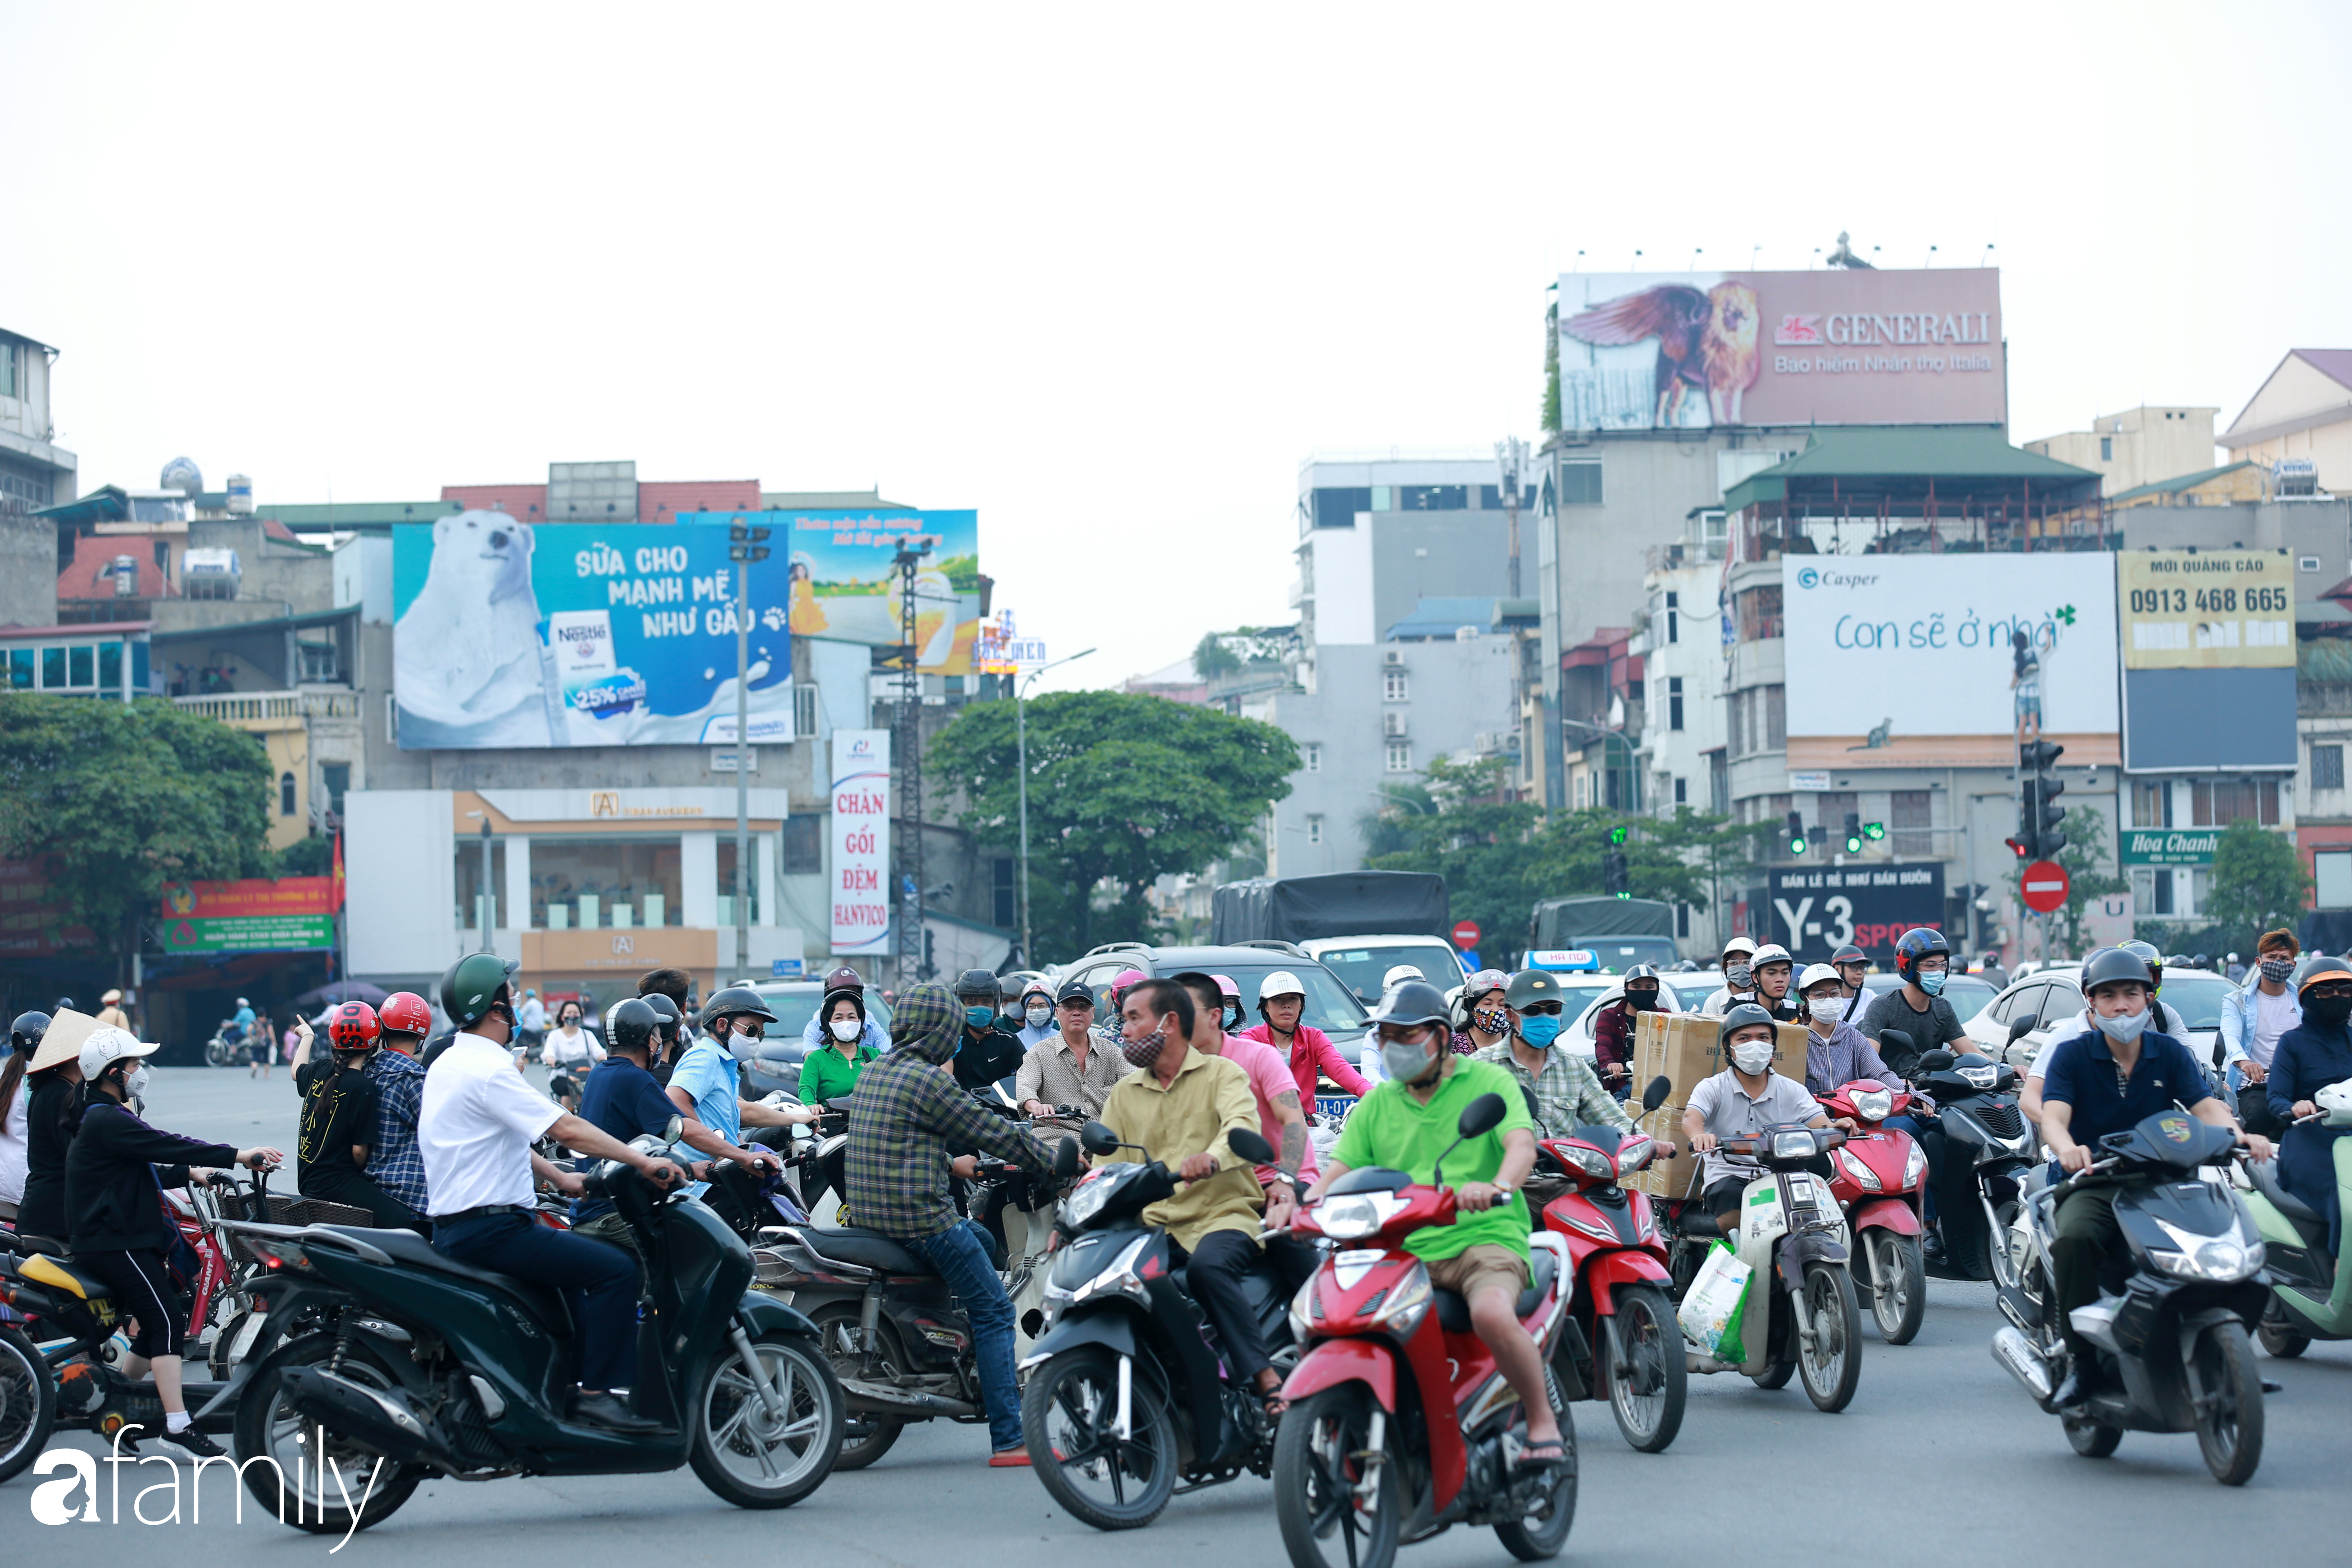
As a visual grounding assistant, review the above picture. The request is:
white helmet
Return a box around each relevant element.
[1750,944,1795,970]
[80,1025,157,1082]
[1257,971,1307,1005]
[1796,962,1843,995]
[1382,963,1426,989]
[1720,938,1758,960]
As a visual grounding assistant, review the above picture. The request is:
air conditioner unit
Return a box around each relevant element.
[1383,649,1406,668]
[1383,711,1409,737]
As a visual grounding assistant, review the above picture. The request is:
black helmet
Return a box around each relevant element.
[439,952,520,1029]
[953,967,1000,1001]
[2118,939,2162,985]
[607,997,661,1058]
[2191,952,2211,972]
[1830,944,1866,969]
[821,964,862,993]
[2080,946,2154,996]
[1718,1002,1777,1048]
[1893,928,1951,984]
[640,991,682,1040]
[701,984,778,1028]
[52,997,74,1013]
[10,1010,50,1055]
[1368,980,1452,1031]
[1504,968,1564,1009]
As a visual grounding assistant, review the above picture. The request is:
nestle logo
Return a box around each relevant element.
[1775,313,1823,346]
[555,624,608,643]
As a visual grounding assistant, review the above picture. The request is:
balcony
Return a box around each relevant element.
[173,688,361,723]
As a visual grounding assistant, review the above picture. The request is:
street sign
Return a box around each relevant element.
[2021,860,2071,914]
[1451,919,1482,950]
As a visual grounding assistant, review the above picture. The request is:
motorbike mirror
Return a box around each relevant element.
[2005,1015,2039,1045]
[1457,1091,1508,1140]
[664,1114,685,1145]
[1227,1127,1276,1167]
[1878,1029,1915,1058]
[1640,1074,1672,1113]
[1052,1137,1083,1179]
[1078,1120,1121,1156]
[1917,1048,1957,1074]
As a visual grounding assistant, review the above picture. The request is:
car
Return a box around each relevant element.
[1055,941,1372,1064]
[1962,962,2233,1077]
[1558,976,1690,1060]
[727,980,896,1100]
[1298,934,1468,1002]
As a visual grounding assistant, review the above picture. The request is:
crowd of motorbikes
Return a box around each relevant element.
[1,1026,2346,1554]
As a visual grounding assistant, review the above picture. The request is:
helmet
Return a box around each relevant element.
[2191,953,2211,972]
[1720,937,1757,961]
[1796,962,1843,995]
[378,992,432,1036]
[439,952,520,1029]
[1718,1002,1778,1049]
[822,965,862,993]
[2118,940,2163,986]
[607,997,661,1057]
[236,998,249,1007]
[79,1026,156,1083]
[101,988,122,1005]
[1256,971,1306,1006]
[1830,944,1866,969]
[641,992,682,1035]
[1623,963,1659,987]
[701,985,779,1028]
[1505,968,1563,1009]
[820,982,866,1025]
[1893,928,1951,984]
[1368,980,1452,1032]
[1461,968,1509,1002]
[9,1010,50,1056]
[1213,973,1243,1002]
[1111,969,1147,1002]
[326,1001,381,1052]
[953,967,1000,1001]
[2082,946,2155,996]
[1750,943,1794,970]
[2296,957,2352,998]
[1021,978,1054,1005]
[1382,963,1427,989]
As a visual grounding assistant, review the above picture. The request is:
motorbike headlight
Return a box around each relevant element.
[1773,1130,1819,1161]
[1062,1174,1116,1229]
[1317,1194,1385,1241]
[1366,1263,1431,1339]
[1902,1141,1927,1191]
[1559,1145,1614,1180]
[1288,1276,1319,1345]
[2151,1220,2264,1281]
[1834,1147,1882,1192]
[1851,1090,1892,1123]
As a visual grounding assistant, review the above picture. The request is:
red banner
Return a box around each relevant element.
[160,878,337,920]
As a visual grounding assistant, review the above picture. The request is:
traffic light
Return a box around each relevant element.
[1608,824,1629,846]
[2014,740,2071,858]
[1863,821,1885,842]
[1602,849,1629,898]
[1786,810,1808,856]
[1843,811,1864,853]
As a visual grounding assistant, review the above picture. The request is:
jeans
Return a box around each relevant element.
[437,1210,639,1392]
[908,1218,1022,1450]
[2049,1183,2124,1366]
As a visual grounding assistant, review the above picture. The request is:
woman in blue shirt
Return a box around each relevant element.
[2267,960,2352,1256]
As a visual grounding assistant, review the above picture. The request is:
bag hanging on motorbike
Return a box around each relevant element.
[1677,1239,1753,1359]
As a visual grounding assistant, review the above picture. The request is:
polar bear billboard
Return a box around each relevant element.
[391,512,798,750]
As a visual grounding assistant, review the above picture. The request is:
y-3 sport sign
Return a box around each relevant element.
[1768,864,1946,962]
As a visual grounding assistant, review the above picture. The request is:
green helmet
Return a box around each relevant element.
[440,951,520,1029]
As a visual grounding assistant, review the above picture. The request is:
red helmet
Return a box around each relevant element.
[378,992,432,1037]
[327,1000,381,1051]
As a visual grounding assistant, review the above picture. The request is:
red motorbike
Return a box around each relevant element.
[1273,1092,1575,1568]
[1816,1077,1928,1344]
[1531,1076,1685,1451]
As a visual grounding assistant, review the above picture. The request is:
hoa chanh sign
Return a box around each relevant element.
[2119,827,2222,866]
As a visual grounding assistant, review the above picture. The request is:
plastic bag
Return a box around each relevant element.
[1677,1238,1753,1357]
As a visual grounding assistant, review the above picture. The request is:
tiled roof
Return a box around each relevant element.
[57,534,170,599]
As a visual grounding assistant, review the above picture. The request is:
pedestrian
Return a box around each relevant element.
[95,989,129,1032]
[231,997,263,1078]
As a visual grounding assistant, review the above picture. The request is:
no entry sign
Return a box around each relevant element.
[2021,861,2071,914]
[1451,919,1482,950]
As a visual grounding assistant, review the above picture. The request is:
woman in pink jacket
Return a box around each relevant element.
[1238,970,1371,1100]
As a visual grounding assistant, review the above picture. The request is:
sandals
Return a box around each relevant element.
[1514,1436,1567,1470]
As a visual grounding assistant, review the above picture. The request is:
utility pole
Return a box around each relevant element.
[893,545,932,987]
[728,518,772,983]
[465,811,492,953]
[1016,647,1096,968]
[1496,437,1527,599]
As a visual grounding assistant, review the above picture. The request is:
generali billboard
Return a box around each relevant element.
[1555,268,2004,430]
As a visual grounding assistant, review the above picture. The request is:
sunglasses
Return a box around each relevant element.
[1517,1000,1564,1017]
[2307,983,2352,1000]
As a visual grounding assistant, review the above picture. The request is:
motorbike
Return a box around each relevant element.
[2231,1075,2352,1357]
[1986,1109,2270,1484]
[1019,1120,1287,1531]
[1888,1035,2038,1283]
[205,1018,245,1067]
[1816,1077,1929,1343]
[1273,1091,1576,1568]
[216,1136,844,1535]
[1532,1075,1685,1452]
[1660,1123,1863,1412]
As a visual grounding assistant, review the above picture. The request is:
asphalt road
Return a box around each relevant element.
[8,1066,2345,1563]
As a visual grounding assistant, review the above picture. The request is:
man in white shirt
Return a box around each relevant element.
[423,954,682,1431]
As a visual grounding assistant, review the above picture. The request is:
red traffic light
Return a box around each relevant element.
[2004,836,2032,859]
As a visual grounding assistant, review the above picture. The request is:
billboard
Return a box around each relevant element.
[392,514,795,750]
[158,877,338,953]
[1555,268,2004,430]
[829,730,891,956]
[1782,554,2119,768]
[2118,550,2295,669]
[1767,864,1946,963]
[685,508,982,677]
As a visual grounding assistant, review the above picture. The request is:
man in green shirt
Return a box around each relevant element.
[1307,980,1561,1468]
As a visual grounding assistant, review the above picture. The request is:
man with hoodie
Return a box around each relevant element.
[844,981,1056,1467]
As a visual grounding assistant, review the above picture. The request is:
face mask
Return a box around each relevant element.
[1915,971,1947,997]
[829,1018,862,1043]
[1625,989,1658,1012]
[2260,957,2296,984]
[1518,1014,1563,1048]
[1381,1035,1440,1083]
[965,1006,995,1028]
[2097,1004,2149,1043]
[1730,1038,1774,1075]
[1725,964,1753,991]
[1121,1028,1167,1070]
[1473,1004,1510,1035]
[124,1064,150,1099]
[1025,1005,1052,1029]
[2302,993,2352,1029]
[1809,996,1846,1023]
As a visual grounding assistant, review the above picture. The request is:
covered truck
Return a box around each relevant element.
[1528,895,1680,971]
[1210,871,1450,946]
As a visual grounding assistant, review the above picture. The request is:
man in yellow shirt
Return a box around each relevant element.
[1098,978,1291,1417]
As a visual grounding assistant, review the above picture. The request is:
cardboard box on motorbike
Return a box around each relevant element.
[1622,1011,1809,1199]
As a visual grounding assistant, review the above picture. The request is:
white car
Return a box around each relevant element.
[1560,977,1689,1060]
[1962,963,2233,1077]
[1299,934,1470,1003]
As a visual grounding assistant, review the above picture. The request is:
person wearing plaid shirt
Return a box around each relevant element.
[361,1021,431,1231]
[844,981,1054,1466]
[1471,1035,1634,1142]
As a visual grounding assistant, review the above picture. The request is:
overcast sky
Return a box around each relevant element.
[6,2,2348,693]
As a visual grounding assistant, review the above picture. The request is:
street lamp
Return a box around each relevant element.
[463,811,492,954]
[1016,647,1095,966]
[728,519,772,982]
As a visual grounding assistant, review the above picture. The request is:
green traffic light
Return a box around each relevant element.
[1864,822,1885,841]
[1845,833,1863,853]
[1615,891,1630,900]
[1790,835,1808,855]
[1608,825,1628,845]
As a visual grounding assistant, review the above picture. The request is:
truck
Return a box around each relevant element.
[1210,872,1450,946]
[1527,895,1680,972]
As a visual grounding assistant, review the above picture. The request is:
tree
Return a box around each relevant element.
[0,695,275,972]
[2201,820,2312,953]
[926,690,1300,957]
[2008,804,2129,953]
[1192,633,1241,679]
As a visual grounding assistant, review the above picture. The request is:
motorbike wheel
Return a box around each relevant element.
[2191,1320,2264,1486]
[0,1323,56,1484]
[1023,1348,1178,1531]
[205,1039,234,1067]
[1603,1285,1684,1453]
[1494,1369,1577,1562]
[1748,1358,1795,1389]
[689,1330,844,1508]
[2256,1317,2310,1359]
[1866,1232,1926,1345]
[232,1332,423,1534]
[804,1301,907,1470]
[1795,1264,1862,1413]
[1274,1383,1402,1568]
[2062,1413,2122,1457]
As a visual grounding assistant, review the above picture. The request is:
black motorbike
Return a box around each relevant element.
[1987,1110,2269,1484]
[220,1144,845,1535]
[1019,1121,1287,1531]
[1889,1036,2039,1282]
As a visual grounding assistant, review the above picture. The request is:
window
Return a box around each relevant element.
[1400,485,1466,511]
[992,858,1016,929]
[1817,791,1857,844]
[1307,815,1324,845]
[1668,676,1685,731]
[2315,744,2345,792]
[1673,776,1688,805]
[1383,670,1408,702]
[98,642,121,692]
[68,646,93,688]
[2316,851,2352,911]
[2100,436,2114,462]
[2133,866,2175,915]
[321,763,349,818]
[1557,460,1603,505]
[1382,710,1408,737]
[1370,486,1392,512]
[2191,779,2280,827]
[1666,590,1680,644]
[1892,790,1932,859]
[1763,685,1785,751]
[1385,740,1412,773]
[531,838,682,930]
[6,649,29,689]
[279,773,297,817]
[1709,751,1729,814]
[1676,903,1691,938]
[782,815,821,874]
[298,639,339,683]
[1303,743,1322,773]
[2132,779,2172,829]
[1736,585,1784,641]
[1476,485,1536,510]
[717,838,762,927]
[0,338,15,399]
[455,838,509,933]
[40,647,64,688]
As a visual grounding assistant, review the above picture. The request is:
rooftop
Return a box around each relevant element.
[2106,461,2260,505]
[1385,597,1499,641]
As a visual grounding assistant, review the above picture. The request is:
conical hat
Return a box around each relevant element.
[28,1007,100,1073]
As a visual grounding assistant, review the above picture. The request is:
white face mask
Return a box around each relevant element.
[1025,1005,1052,1028]
[2098,1004,2150,1043]
[1730,1038,1775,1075]
[829,1018,862,1043]
[122,1063,151,1100]
[1808,996,1846,1024]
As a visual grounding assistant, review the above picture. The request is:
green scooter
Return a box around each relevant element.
[2233,1076,2352,1355]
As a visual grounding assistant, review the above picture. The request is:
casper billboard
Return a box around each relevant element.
[1782,554,2119,769]
[1555,268,2003,431]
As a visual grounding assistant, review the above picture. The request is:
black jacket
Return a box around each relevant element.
[13,1075,83,1242]
[951,1022,1024,1094]
[65,1099,239,1252]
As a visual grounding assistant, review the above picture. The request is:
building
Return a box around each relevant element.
[2223,350,2352,493]
[0,326,76,519]
[2025,406,2221,495]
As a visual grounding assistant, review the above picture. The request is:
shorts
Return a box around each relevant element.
[74,1247,184,1359]
[1423,1244,1529,1305]
[1704,1176,1751,1218]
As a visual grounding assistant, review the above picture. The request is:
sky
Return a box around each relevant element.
[5,1,2350,695]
